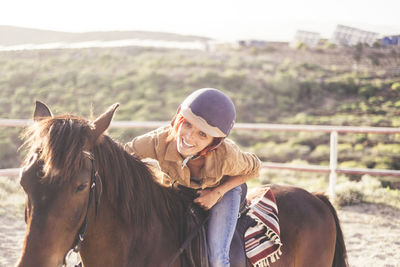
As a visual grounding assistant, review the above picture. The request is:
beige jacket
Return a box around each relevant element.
[124,126,261,189]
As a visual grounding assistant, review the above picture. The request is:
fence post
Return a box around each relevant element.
[329,131,338,202]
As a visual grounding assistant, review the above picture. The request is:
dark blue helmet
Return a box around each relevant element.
[180,88,236,137]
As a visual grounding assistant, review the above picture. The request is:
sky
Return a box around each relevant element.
[1,0,400,41]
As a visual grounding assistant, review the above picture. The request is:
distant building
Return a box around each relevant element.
[331,24,379,46]
[237,40,268,48]
[291,30,321,48]
[382,35,400,46]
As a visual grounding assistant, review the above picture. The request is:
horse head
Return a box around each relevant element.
[16,101,118,267]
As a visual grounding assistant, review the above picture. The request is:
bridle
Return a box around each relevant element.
[63,151,101,267]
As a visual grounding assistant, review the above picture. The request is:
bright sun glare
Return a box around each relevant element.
[1,0,400,41]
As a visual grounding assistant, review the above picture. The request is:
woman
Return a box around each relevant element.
[125,88,261,267]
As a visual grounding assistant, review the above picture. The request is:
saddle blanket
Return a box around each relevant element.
[245,187,282,267]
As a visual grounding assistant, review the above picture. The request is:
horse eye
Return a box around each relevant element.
[36,170,45,178]
[75,183,88,193]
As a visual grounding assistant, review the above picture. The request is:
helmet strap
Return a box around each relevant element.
[181,155,193,169]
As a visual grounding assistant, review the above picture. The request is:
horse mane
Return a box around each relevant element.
[21,115,192,230]
[92,135,191,229]
[22,115,92,183]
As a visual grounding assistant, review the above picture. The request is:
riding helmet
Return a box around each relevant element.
[180,88,236,137]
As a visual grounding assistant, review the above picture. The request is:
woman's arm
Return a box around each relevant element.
[195,140,261,209]
[194,174,248,210]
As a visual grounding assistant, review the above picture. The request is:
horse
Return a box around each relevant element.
[16,101,348,267]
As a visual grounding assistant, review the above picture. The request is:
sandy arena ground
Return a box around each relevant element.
[1,203,399,267]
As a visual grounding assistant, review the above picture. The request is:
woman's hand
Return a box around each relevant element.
[194,188,223,210]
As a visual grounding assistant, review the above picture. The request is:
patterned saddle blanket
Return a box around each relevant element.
[230,185,282,267]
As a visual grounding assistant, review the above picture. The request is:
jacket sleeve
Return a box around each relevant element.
[223,139,261,181]
[124,130,158,160]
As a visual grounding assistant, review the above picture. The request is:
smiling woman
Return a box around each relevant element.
[124,88,262,266]
[177,120,214,157]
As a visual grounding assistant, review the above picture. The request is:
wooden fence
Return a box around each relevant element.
[1,118,400,200]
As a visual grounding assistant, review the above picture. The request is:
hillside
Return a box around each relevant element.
[0,26,211,46]
[0,43,399,185]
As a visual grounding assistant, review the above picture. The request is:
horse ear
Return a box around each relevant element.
[91,103,119,144]
[33,101,53,121]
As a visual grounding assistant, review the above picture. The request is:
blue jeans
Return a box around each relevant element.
[207,185,242,267]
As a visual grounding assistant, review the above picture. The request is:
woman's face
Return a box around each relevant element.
[176,119,214,157]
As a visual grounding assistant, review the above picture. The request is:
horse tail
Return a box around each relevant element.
[315,194,349,267]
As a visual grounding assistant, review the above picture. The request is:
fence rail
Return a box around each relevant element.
[2,118,400,200]
[2,118,400,134]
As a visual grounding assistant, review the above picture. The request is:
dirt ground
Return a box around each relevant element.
[1,203,399,267]
[338,203,400,267]
[0,209,25,267]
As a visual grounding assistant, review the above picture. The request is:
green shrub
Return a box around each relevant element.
[391,82,400,91]
[324,42,336,49]
[353,144,364,152]
[339,160,363,168]
[261,46,277,53]
[295,42,307,50]
[335,181,364,206]
[298,63,321,71]
[253,142,310,162]
[372,143,400,156]
[259,168,329,192]
[338,143,353,153]
[368,52,380,66]
[358,84,376,98]
[353,43,363,63]
[335,175,385,206]
[249,47,258,55]
[309,145,330,161]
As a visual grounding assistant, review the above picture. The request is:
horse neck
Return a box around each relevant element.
[86,145,188,265]
[89,138,209,266]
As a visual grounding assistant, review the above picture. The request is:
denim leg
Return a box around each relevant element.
[207,185,242,267]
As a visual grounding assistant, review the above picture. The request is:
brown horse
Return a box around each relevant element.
[16,101,348,267]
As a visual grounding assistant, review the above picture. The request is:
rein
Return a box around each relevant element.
[167,184,210,267]
[167,205,210,267]
[63,151,100,267]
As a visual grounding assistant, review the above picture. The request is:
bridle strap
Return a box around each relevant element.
[63,152,99,267]
[73,175,96,252]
